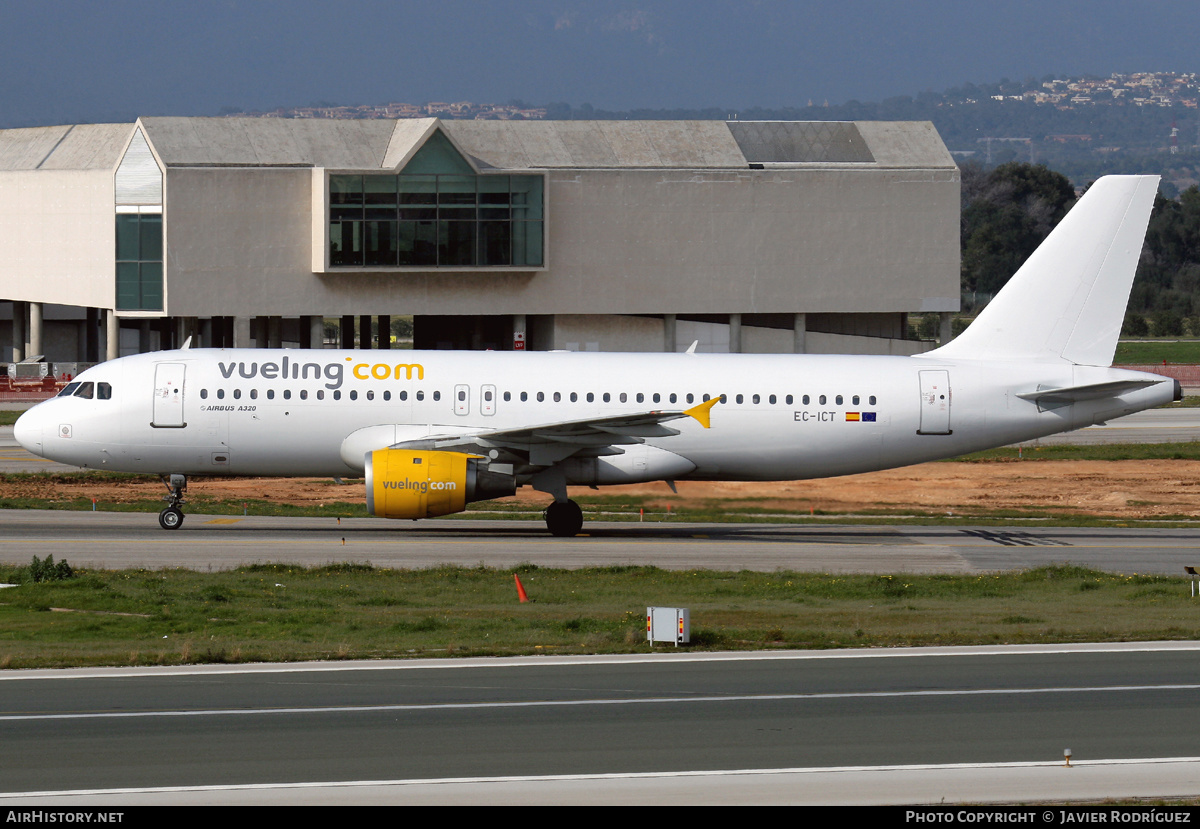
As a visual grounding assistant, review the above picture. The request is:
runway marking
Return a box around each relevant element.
[5,756,1200,800]
[5,642,1200,681]
[203,518,244,525]
[5,683,1198,722]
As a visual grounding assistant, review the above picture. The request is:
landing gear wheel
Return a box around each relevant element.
[159,507,184,530]
[544,499,583,537]
[159,474,187,530]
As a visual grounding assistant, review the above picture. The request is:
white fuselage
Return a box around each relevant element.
[14,348,1176,484]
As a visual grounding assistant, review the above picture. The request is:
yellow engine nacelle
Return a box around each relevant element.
[365,449,515,519]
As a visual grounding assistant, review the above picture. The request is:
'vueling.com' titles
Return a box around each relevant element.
[217,358,425,390]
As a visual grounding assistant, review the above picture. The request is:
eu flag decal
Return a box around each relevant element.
[862,412,877,422]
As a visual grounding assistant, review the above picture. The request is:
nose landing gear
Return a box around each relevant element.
[159,474,187,530]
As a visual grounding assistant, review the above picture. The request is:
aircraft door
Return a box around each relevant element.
[152,363,187,428]
[917,370,951,435]
[481,384,496,416]
[454,384,470,416]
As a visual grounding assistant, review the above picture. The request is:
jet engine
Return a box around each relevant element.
[365,449,515,519]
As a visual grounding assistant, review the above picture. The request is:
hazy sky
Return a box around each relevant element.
[2,0,1199,127]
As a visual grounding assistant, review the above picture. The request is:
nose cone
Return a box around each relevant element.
[13,407,43,455]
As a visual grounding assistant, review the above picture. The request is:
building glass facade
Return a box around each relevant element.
[328,131,544,268]
[115,211,163,311]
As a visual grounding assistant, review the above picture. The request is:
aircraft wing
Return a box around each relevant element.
[391,397,720,467]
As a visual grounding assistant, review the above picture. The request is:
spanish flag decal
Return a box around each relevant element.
[845,412,861,422]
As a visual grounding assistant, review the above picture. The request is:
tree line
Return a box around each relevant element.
[960,162,1200,337]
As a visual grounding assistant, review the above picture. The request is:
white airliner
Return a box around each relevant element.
[14,175,1177,536]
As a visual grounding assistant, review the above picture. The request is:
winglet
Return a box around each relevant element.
[683,396,720,428]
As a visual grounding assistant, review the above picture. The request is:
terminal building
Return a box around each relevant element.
[0,117,959,365]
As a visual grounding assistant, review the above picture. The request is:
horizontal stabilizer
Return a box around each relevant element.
[1016,379,1159,411]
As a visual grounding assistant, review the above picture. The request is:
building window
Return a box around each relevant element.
[115,212,163,311]
[329,154,543,269]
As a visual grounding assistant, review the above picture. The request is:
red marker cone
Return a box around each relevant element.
[514,574,529,603]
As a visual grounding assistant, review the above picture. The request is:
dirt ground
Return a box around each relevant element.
[8,460,1200,518]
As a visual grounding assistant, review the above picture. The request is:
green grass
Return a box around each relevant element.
[1115,340,1200,364]
[0,563,1194,669]
[0,411,22,426]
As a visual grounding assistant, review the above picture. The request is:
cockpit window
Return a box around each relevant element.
[57,382,80,397]
[73,382,94,399]
[97,382,112,400]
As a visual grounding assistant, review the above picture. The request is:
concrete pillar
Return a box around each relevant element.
[358,315,372,350]
[105,310,119,361]
[512,314,526,351]
[233,316,251,348]
[939,312,954,346]
[11,301,25,362]
[793,313,807,354]
[28,302,42,358]
[250,316,266,347]
[310,316,326,350]
[340,315,355,349]
[268,316,283,349]
[139,321,152,353]
[377,315,390,349]
[729,313,742,354]
[663,313,676,353]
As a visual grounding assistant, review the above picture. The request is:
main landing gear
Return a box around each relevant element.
[544,499,583,537]
[159,473,187,530]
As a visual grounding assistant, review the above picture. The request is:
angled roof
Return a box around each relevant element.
[0,123,133,171]
[0,118,955,172]
[137,117,399,167]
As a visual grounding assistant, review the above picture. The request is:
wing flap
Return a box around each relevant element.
[389,401,720,467]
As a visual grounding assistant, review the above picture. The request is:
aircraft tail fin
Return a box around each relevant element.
[929,175,1159,367]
